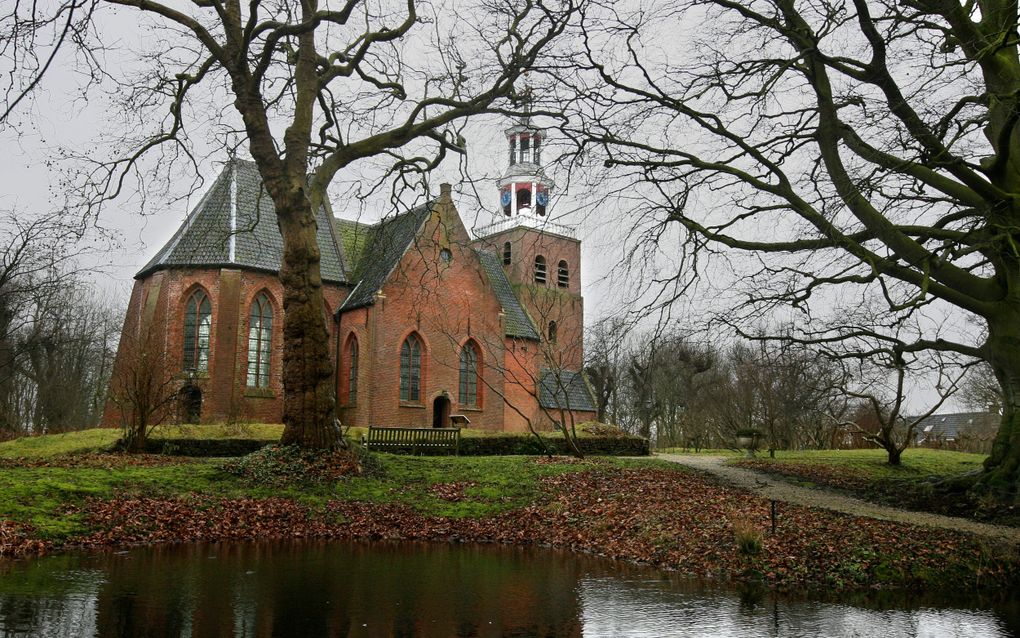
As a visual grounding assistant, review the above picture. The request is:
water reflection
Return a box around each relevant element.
[0,541,1014,637]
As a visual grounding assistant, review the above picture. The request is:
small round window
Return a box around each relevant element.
[440,248,453,263]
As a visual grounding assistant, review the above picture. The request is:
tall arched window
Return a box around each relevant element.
[557,260,569,288]
[534,255,547,284]
[247,293,273,388]
[183,289,212,372]
[459,341,480,407]
[502,241,512,266]
[548,320,558,343]
[346,335,359,404]
[400,334,422,402]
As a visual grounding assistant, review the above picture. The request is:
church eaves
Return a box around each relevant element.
[136,159,347,283]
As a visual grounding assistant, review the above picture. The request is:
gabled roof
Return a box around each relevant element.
[334,218,372,277]
[910,411,999,441]
[474,250,540,341]
[338,202,435,311]
[137,159,346,283]
[539,369,596,412]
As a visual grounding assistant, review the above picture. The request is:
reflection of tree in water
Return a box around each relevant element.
[0,543,1014,637]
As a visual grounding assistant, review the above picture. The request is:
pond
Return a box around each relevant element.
[0,541,1015,637]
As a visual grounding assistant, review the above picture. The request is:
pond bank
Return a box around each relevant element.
[657,454,1020,543]
[1,453,1016,594]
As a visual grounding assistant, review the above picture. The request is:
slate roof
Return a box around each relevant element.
[338,202,435,311]
[475,250,540,340]
[538,369,596,412]
[911,411,999,442]
[137,159,346,283]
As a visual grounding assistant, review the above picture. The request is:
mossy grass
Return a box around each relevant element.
[0,449,660,542]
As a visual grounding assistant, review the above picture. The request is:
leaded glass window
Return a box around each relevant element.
[400,334,422,402]
[247,293,273,388]
[347,336,359,404]
[459,342,479,407]
[183,290,212,372]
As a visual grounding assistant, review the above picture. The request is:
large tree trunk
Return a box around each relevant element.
[981,316,1020,490]
[275,194,339,450]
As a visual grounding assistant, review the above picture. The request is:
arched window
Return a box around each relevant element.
[459,341,480,407]
[183,289,212,372]
[502,242,512,266]
[517,188,532,209]
[347,335,359,404]
[548,320,558,343]
[557,260,569,288]
[247,293,273,388]
[534,255,547,284]
[400,334,423,402]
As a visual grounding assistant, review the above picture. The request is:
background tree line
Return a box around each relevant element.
[0,211,120,439]
[584,318,993,455]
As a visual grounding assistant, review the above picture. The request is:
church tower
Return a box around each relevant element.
[474,113,585,370]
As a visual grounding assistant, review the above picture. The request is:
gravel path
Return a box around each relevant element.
[655,453,1020,545]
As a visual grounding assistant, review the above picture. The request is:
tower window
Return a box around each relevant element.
[520,136,530,163]
[503,242,512,266]
[557,260,569,288]
[534,255,547,284]
[517,188,532,209]
[183,289,212,373]
[534,136,541,164]
[509,136,516,166]
[548,321,558,343]
[247,292,273,388]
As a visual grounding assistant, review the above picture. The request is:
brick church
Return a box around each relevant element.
[104,116,596,432]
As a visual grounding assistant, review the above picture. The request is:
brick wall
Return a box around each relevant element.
[473,227,585,369]
[338,193,510,431]
[103,267,347,427]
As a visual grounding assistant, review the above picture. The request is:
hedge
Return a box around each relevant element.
[456,434,649,456]
[142,438,275,457]
[141,433,649,457]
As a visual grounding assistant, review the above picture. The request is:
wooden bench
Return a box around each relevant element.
[363,426,461,456]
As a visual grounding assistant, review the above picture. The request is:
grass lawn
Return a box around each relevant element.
[729,448,1012,525]
[0,445,656,541]
[733,448,988,480]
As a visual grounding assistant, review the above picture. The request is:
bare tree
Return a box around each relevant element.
[555,0,1020,487]
[836,354,964,465]
[107,331,180,453]
[2,0,578,449]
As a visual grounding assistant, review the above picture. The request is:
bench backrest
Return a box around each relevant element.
[365,426,461,455]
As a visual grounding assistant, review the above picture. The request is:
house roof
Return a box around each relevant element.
[539,369,596,412]
[137,159,347,283]
[910,411,999,441]
[474,250,540,341]
[338,202,435,311]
